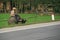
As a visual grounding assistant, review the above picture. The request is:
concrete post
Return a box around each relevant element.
[51,13,55,21]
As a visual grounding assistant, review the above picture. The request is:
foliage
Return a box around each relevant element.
[0,0,60,13]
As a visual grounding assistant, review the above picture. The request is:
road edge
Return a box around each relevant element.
[0,21,60,33]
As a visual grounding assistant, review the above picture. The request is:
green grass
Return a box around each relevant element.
[0,13,60,28]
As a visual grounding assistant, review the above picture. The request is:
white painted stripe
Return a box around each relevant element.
[0,21,60,33]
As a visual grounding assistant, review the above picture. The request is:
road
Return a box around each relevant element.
[0,24,60,40]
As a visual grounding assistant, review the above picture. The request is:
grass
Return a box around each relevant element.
[0,13,60,29]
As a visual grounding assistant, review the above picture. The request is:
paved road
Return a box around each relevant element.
[0,24,60,40]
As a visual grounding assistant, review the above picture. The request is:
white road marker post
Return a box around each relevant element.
[51,13,55,21]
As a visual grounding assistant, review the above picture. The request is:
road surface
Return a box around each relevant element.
[0,24,60,40]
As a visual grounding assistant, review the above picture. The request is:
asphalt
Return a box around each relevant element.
[0,24,60,40]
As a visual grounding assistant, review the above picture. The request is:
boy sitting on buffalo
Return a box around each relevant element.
[10,7,26,24]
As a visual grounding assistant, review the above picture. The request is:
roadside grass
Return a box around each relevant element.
[0,13,60,28]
